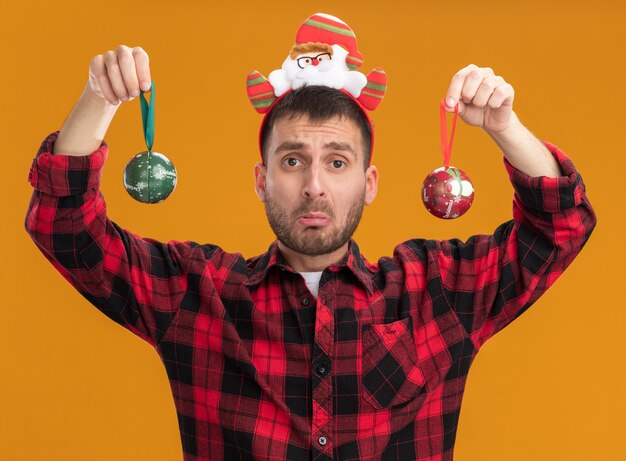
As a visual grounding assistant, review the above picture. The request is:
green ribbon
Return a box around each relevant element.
[139,81,155,151]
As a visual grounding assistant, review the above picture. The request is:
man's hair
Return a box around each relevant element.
[260,85,373,169]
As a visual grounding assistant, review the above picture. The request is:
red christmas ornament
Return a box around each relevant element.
[421,99,475,219]
[421,166,474,219]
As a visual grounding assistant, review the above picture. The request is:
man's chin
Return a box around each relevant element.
[278,232,348,257]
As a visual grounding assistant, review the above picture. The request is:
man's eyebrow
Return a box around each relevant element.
[274,141,308,154]
[274,141,357,160]
[323,141,356,160]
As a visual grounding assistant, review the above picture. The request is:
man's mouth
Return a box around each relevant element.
[297,212,331,227]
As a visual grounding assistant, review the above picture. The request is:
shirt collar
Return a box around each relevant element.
[244,239,374,295]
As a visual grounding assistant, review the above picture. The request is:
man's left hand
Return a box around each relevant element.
[445,64,516,135]
[444,63,563,178]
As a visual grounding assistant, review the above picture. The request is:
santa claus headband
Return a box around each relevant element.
[245,12,387,166]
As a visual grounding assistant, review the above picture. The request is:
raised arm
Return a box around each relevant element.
[396,65,597,349]
[25,46,194,348]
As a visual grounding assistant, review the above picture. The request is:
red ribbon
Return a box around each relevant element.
[440,98,458,170]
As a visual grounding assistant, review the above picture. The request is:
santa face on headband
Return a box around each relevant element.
[269,42,367,99]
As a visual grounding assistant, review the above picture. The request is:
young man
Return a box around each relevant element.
[25,17,596,461]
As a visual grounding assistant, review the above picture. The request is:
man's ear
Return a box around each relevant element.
[254,162,267,202]
[364,165,379,205]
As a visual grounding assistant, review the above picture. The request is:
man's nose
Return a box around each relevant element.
[311,60,319,67]
[303,164,326,198]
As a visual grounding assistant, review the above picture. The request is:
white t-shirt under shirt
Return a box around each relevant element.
[299,271,323,299]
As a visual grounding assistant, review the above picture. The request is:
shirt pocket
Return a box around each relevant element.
[361,316,426,410]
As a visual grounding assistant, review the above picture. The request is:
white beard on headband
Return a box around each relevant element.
[268,44,368,99]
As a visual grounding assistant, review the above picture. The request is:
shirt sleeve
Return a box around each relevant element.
[399,140,597,350]
[25,130,194,348]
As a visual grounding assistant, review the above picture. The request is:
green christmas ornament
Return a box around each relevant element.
[123,81,177,203]
[123,150,177,203]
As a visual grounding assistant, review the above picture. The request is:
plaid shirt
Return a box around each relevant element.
[25,130,596,461]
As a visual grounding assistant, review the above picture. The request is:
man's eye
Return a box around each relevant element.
[284,158,301,167]
[332,160,345,169]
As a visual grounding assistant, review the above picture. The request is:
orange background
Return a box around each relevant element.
[1,1,623,460]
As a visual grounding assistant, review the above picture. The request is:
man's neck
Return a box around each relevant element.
[277,240,349,272]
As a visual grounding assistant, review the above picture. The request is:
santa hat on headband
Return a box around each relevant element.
[296,13,363,71]
[245,12,387,165]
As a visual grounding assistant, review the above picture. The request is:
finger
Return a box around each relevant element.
[460,67,495,104]
[103,50,130,101]
[116,45,140,99]
[90,55,120,105]
[132,47,152,92]
[486,83,515,109]
[446,64,486,107]
[472,75,505,108]
[455,99,468,117]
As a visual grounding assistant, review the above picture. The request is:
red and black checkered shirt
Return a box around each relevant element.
[25,130,596,461]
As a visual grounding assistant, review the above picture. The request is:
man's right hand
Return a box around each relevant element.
[88,45,152,106]
[51,45,152,156]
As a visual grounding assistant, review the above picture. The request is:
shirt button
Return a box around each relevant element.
[318,436,327,446]
[301,297,310,306]
[317,365,328,375]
